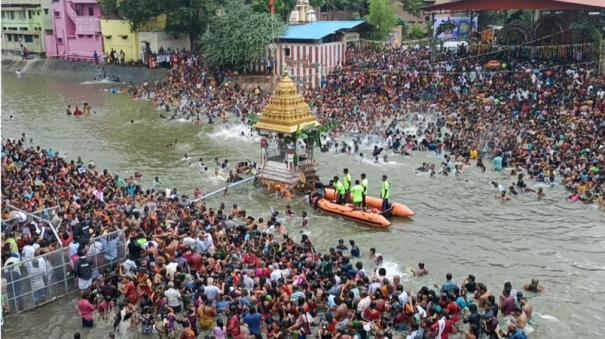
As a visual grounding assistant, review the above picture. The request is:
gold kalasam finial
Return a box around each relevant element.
[283,65,289,76]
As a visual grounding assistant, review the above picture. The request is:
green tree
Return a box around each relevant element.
[251,0,294,21]
[100,0,216,49]
[113,0,165,31]
[164,0,218,49]
[100,0,119,17]
[409,24,426,39]
[200,0,285,72]
[400,0,424,17]
[367,0,396,40]
[323,0,368,20]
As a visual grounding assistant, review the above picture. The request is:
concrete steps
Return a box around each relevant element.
[259,161,300,186]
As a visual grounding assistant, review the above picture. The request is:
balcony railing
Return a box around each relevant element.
[1,0,41,6]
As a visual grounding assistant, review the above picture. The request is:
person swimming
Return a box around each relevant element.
[498,190,511,201]
[523,279,544,293]
[412,262,428,277]
[165,138,177,147]
[537,187,545,199]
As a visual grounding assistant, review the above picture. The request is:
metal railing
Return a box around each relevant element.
[1,229,126,314]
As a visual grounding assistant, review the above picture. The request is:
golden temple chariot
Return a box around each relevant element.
[255,70,319,134]
[256,70,320,196]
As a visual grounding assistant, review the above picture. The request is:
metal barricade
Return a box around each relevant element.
[1,229,126,314]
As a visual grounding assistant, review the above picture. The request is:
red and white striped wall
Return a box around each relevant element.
[251,41,347,89]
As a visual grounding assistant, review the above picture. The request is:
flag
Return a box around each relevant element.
[269,0,276,14]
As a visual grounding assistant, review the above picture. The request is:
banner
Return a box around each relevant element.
[433,15,477,41]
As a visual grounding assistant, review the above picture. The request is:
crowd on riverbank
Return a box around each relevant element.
[2,139,542,339]
[123,46,605,204]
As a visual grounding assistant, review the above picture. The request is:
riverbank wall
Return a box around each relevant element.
[1,58,169,83]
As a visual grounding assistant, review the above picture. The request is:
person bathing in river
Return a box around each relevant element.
[411,262,428,277]
[537,187,545,200]
[523,279,544,293]
[301,211,309,227]
[498,190,512,201]
[165,138,177,147]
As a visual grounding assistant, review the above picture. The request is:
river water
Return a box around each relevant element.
[2,72,604,338]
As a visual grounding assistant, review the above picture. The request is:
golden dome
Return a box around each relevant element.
[255,71,319,134]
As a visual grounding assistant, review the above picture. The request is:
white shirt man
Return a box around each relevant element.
[202,233,214,253]
[164,282,182,309]
[398,290,409,305]
[270,266,283,283]
[243,272,255,291]
[357,294,371,313]
[165,261,178,280]
[22,243,37,259]
[204,278,222,303]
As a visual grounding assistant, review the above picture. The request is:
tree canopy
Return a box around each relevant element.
[200,0,285,72]
[100,0,164,31]
[367,0,396,40]
[400,0,424,17]
[100,0,216,48]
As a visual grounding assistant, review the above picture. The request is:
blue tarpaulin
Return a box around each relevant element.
[282,21,365,41]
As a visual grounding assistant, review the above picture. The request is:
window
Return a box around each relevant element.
[20,27,28,31]
[44,9,49,15]
[57,37,63,43]
[28,11,32,19]
[45,29,53,35]
[284,47,291,57]
[76,6,82,16]
[88,7,93,16]
[120,35,128,39]
[54,11,60,17]
[24,35,33,43]
[7,34,13,42]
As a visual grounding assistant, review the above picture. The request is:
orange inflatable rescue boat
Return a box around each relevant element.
[324,188,415,218]
[310,195,391,229]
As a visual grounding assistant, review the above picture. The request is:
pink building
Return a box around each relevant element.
[45,0,103,61]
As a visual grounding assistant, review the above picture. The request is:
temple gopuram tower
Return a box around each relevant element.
[255,70,320,195]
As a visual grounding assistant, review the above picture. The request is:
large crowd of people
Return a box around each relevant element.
[2,138,545,339]
[3,30,604,339]
[123,45,604,205]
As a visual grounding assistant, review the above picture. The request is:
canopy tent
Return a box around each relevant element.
[423,0,605,13]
